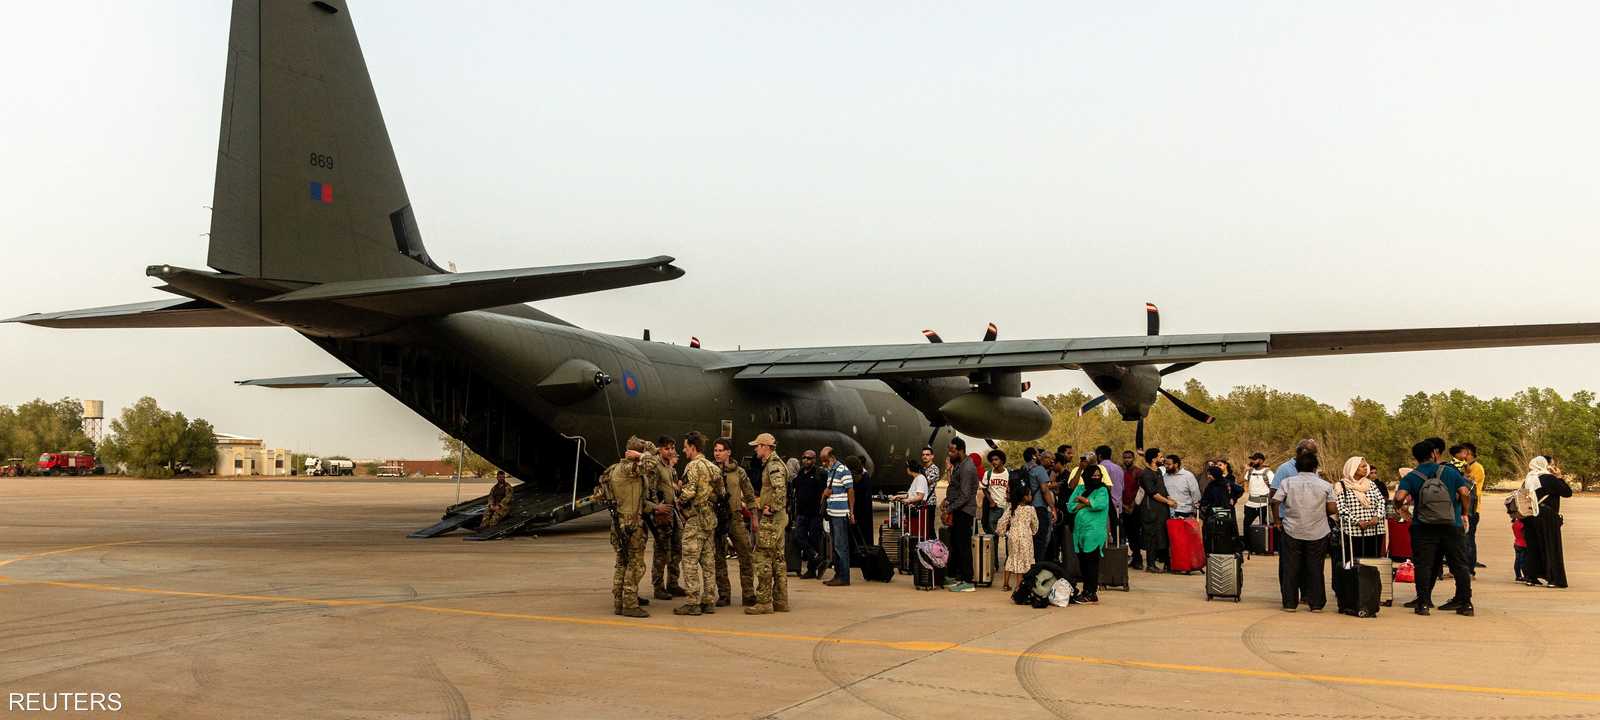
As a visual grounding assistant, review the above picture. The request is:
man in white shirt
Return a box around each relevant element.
[1161,455,1202,518]
[1243,452,1273,529]
[979,449,1010,534]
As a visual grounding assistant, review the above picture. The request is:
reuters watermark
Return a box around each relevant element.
[9,692,123,713]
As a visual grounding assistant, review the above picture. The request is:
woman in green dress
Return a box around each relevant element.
[1068,464,1112,604]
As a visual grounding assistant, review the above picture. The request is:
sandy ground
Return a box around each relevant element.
[1,478,1595,719]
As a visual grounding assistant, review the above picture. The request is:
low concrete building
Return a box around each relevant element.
[215,433,292,477]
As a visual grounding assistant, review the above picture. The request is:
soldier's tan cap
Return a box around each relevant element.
[626,436,648,452]
[748,432,778,447]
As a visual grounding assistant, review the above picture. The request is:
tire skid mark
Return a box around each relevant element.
[1238,610,1421,717]
[0,600,339,687]
[882,677,1597,720]
[1014,606,1254,719]
[423,656,473,720]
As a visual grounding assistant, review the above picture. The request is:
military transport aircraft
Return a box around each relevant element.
[9,0,1600,535]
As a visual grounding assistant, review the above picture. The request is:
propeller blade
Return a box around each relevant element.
[1080,395,1109,416]
[1145,303,1159,336]
[1159,361,1199,377]
[689,336,701,349]
[982,322,998,342]
[1021,381,1031,392]
[927,425,943,447]
[1135,418,1145,450]
[922,329,944,344]
[1158,387,1216,424]
[984,438,999,450]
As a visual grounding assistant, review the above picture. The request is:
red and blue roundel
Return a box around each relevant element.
[621,370,640,397]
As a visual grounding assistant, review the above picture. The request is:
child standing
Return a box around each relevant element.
[996,482,1037,592]
[1511,505,1528,582]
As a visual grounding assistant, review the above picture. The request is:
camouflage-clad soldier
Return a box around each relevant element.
[711,437,758,607]
[641,437,687,600]
[480,471,514,529]
[674,432,720,615]
[746,432,790,614]
[591,436,659,618]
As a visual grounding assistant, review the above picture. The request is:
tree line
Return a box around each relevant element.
[0,397,217,477]
[0,398,95,462]
[1001,382,1599,490]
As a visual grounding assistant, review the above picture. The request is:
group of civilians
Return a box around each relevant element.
[803,432,1574,615]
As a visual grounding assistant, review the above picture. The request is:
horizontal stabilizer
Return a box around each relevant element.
[259,256,684,318]
[236,373,374,389]
[2,298,274,329]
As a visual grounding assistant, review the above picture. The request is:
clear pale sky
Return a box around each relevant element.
[3,2,1598,459]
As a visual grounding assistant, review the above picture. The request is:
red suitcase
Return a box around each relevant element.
[1386,517,1412,560]
[1167,517,1205,574]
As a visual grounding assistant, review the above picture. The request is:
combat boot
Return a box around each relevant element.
[773,602,790,613]
[618,606,649,618]
[653,587,673,601]
[715,596,731,607]
[673,604,702,616]
[637,596,651,606]
[668,585,689,598]
[700,603,716,614]
[742,596,757,607]
[744,603,773,615]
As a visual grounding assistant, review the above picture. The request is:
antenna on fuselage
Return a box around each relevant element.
[643,329,651,341]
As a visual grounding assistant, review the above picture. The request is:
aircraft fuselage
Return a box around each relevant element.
[316,308,956,522]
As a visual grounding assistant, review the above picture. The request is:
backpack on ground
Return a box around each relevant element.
[1414,466,1455,525]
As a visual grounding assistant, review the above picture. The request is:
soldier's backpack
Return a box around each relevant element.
[1414,466,1456,525]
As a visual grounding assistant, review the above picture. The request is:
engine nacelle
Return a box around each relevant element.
[1081,363,1161,420]
[937,392,1052,440]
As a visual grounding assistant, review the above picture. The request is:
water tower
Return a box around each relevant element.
[82,399,104,445]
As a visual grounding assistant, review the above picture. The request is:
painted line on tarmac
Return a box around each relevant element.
[1,573,1596,704]
[0,540,150,569]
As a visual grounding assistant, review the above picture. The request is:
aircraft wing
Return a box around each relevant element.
[2,298,274,329]
[236,373,374,388]
[710,322,1600,380]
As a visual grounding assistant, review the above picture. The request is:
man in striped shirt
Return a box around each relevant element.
[821,446,855,587]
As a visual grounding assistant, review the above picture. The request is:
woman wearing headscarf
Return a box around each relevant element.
[1067,464,1112,604]
[1200,465,1243,553]
[1334,457,1387,559]
[1521,455,1572,588]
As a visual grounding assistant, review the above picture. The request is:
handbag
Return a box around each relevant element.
[1394,560,1415,584]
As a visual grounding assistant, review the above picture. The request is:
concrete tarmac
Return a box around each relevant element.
[2,478,1596,719]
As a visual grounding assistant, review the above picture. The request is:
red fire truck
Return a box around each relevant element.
[37,451,103,476]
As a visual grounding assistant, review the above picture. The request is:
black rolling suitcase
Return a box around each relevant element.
[1247,522,1274,556]
[785,521,802,574]
[1335,496,1382,617]
[851,527,895,583]
[902,503,939,590]
[1204,507,1240,555]
[1099,519,1131,591]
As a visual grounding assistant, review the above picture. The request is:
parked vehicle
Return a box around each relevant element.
[1,458,28,477]
[304,457,355,476]
[37,451,104,476]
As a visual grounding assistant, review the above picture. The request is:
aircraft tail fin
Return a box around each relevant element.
[208,0,441,284]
